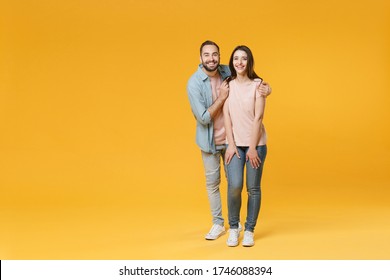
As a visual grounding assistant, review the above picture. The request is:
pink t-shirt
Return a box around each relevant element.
[227,78,267,146]
[210,75,226,145]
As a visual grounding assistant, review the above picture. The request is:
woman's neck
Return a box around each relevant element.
[235,74,251,83]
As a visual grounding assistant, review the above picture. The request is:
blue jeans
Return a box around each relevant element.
[201,145,226,226]
[226,145,267,232]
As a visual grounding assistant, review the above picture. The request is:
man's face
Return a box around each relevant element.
[200,45,220,72]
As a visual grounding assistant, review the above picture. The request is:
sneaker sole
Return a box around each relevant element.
[227,242,239,247]
[205,231,226,240]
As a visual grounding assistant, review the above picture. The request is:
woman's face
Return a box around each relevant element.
[233,50,248,76]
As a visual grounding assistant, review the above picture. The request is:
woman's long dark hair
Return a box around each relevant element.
[226,45,262,83]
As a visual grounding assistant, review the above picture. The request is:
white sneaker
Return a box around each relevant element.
[242,231,255,247]
[205,224,226,240]
[226,228,240,247]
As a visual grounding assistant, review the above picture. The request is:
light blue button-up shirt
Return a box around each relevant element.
[187,64,231,153]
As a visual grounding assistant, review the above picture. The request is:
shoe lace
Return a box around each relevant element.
[209,225,222,235]
[243,231,253,240]
[228,228,239,238]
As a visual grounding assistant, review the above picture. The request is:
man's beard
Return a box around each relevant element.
[202,60,219,72]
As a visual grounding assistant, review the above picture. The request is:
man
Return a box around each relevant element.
[187,40,272,240]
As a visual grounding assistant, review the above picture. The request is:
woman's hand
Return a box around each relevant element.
[225,145,240,165]
[246,147,261,169]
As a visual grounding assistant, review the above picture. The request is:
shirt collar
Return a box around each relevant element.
[197,64,228,81]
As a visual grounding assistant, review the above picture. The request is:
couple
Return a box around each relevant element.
[187,40,271,247]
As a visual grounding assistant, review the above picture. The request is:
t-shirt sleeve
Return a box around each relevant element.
[254,79,263,98]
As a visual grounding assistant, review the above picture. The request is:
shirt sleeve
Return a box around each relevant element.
[254,79,263,99]
[187,80,212,125]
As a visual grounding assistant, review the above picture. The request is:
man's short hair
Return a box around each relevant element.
[200,40,220,55]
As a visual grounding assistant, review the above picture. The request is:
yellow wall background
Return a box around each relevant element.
[1,0,389,259]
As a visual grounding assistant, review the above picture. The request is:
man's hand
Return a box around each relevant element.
[258,82,272,97]
[218,80,229,101]
[208,80,230,119]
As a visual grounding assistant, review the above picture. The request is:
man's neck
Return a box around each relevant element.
[202,67,219,78]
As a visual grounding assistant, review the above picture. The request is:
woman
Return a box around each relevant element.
[223,45,268,247]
